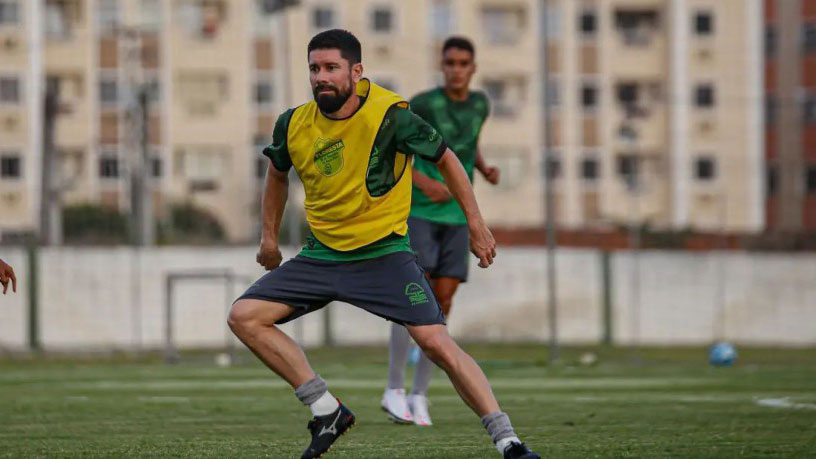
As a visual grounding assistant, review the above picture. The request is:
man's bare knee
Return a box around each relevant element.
[412,327,459,370]
[228,299,292,336]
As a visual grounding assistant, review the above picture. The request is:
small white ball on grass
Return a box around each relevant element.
[579,352,598,366]
[215,352,232,368]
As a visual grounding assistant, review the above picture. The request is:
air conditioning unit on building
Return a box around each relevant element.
[2,35,19,51]
[1,113,20,132]
[696,119,714,134]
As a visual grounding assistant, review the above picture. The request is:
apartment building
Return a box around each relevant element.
[0,0,765,243]
[764,0,816,231]
[543,0,763,232]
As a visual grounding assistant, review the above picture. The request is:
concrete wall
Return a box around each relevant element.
[0,246,814,351]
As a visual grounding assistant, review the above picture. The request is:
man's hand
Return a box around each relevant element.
[0,258,17,294]
[480,165,500,185]
[468,220,497,269]
[423,180,453,203]
[256,242,283,271]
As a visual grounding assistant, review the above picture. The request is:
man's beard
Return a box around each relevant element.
[313,80,353,114]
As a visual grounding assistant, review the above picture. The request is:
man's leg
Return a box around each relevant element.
[408,277,462,425]
[384,217,438,423]
[411,277,461,395]
[228,299,316,387]
[407,323,538,457]
[406,322,497,415]
[228,299,355,459]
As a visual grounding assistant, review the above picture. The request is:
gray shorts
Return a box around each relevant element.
[408,216,470,282]
[236,251,445,326]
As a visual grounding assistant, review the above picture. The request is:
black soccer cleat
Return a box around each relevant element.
[503,441,541,459]
[300,401,356,459]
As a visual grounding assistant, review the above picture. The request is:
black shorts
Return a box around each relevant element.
[236,251,445,326]
[408,216,470,282]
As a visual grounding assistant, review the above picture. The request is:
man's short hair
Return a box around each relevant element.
[308,29,362,64]
[442,36,475,57]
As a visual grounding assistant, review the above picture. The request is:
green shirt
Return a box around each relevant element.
[409,88,490,225]
[262,98,446,261]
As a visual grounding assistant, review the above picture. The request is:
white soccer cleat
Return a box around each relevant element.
[408,394,432,426]
[381,388,413,424]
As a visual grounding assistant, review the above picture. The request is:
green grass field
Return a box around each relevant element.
[1,344,815,458]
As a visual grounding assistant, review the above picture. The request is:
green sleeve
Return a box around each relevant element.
[409,95,431,123]
[262,109,295,172]
[394,107,447,163]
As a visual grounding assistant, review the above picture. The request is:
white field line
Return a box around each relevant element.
[57,377,713,391]
[755,397,816,410]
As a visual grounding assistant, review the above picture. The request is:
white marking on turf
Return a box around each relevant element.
[137,396,190,403]
[65,377,713,391]
[755,397,816,410]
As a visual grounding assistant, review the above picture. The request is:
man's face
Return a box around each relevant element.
[441,47,475,91]
[309,48,361,113]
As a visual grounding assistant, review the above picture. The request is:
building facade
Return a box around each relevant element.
[0,0,765,244]
[764,0,816,231]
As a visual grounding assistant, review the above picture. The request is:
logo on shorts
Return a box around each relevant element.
[314,137,345,176]
[404,282,429,306]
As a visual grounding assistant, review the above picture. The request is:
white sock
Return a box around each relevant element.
[309,391,339,417]
[496,436,521,455]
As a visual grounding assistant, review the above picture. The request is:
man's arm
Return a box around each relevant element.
[475,148,500,185]
[436,149,496,268]
[412,168,451,203]
[0,257,16,294]
[256,162,289,270]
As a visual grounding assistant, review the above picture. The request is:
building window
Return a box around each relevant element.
[581,83,598,110]
[99,156,120,178]
[177,0,227,40]
[312,7,334,29]
[617,82,638,106]
[694,11,713,36]
[482,6,525,46]
[766,95,777,126]
[150,157,162,178]
[178,147,225,180]
[765,25,777,57]
[97,0,119,33]
[255,79,273,108]
[543,2,561,39]
[807,166,816,195]
[143,77,161,104]
[614,9,659,46]
[141,0,162,31]
[0,154,21,178]
[45,0,81,40]
[544,155,561,180]
[545,78,560,108]
[804,22,816,54]
[766,166,778,196]
[694,84,715,108]
[483,76,526,119]
[0,0,19,25]
[803,91,816,125]
[617,154,639,184]
[581,157,599,181]
[579,10,596,36]
[371,7,393,33]
[695,156,716,181]
[0,76,20,104]
[430,0,454,39]
[177,72,228,117]
[99,78,118,105]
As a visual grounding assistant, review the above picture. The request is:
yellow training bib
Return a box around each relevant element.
[287,79,412,251]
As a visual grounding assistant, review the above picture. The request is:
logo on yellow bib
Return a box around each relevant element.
[313,138,345,176]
